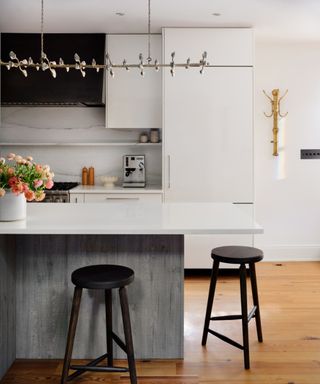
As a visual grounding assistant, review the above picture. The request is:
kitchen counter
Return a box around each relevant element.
[69,185,163,194]
[0,202,262,235]
[0,202,262,379]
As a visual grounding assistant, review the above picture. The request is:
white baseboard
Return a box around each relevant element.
[255,245,320,261]
[185,244,320,269]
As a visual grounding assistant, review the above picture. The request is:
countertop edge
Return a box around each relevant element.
[69,186,163,194]
[0,229,264,235]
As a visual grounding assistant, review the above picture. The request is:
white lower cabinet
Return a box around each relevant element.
[70,194,84,203]
[84,193,163,203]
[184,204,253,269]
[185,234,253,269]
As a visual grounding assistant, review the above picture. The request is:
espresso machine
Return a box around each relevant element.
[123,155,146,187]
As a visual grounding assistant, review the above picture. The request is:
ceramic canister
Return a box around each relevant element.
[0,191,27,221]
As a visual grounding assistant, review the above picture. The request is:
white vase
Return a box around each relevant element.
[0,191,27,221]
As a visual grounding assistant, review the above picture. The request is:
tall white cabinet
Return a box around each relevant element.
[163,28,254,268]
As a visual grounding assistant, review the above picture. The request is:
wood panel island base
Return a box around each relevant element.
[0,203,262,380]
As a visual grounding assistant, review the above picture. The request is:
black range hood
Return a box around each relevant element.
[1,33,105,106]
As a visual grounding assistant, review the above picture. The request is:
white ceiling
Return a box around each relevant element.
[1,0,320,42]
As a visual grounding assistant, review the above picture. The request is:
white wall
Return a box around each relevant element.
[254,42,320,261]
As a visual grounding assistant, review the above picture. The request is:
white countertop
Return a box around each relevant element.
[70,185,163,194]
[0,202,263,235]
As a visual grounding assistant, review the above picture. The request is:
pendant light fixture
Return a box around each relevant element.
[0,0,209,78]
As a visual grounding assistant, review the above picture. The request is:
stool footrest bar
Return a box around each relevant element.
[111,331,127,353]
[248,306,257,322]
[70,365,129,373]
[208,329,244,350]
[211,314,242,321]
[67,353,108,381]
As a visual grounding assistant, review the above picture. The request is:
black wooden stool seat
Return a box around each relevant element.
[61,264,137,384]
[71,264,134,289]
[211,246,263,264]
[202,246,264,370]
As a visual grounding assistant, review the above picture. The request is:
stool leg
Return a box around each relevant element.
[105,289,113,366]
[240,264,250,369]
[119,286,137,384]
[249,263,263,342]
[61,286,82,384]
[202,260,220,346]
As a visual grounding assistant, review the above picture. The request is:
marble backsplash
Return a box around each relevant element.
[0,107,162,186]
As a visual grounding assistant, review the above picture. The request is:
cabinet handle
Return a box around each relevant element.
[168,155,171,189]
[75,197,78,203]
[105,197,140,201]
[232,202,253,205]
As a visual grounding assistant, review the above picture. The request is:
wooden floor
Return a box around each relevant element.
[2,262,320,384]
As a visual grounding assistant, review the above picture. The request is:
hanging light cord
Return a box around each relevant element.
[147,0,151,63]
[40,0,46,61]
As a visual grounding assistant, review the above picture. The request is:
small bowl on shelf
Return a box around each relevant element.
[100,176,119,188]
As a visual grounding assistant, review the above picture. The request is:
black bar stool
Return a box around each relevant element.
[201,246,263,369]
[61,264,137,384]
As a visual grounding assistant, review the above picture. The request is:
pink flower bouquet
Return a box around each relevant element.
[0,153,54,201]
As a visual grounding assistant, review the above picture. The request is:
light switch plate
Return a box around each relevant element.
[300,149,320,159]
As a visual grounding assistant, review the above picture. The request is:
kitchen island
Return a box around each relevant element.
[0,202,262,379]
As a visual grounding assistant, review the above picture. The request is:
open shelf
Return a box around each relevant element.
[0,142,162,147]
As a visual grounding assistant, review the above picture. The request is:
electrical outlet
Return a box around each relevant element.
[301,149,320,159]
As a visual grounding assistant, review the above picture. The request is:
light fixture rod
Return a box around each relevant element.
[0,61,212,69]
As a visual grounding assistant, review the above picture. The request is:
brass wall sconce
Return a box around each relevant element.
[263,89,288,156]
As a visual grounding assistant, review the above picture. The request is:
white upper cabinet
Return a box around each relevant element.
[106,34,162,129]
[162,28,253,66]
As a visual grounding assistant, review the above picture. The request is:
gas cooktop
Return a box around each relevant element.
[42,182,79,203]
[46,182,79,191]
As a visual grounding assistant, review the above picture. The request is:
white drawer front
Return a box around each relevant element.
[69,194,84,203]
[185,204,254,269]
[84,193,163,203]
[185,234,253,269]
